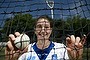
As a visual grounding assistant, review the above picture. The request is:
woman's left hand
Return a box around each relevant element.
[66,35,86,59]
[66,35,86,51]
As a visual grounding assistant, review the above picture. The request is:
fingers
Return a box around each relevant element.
[70,35,75,43]
[66,34,86,50]
[66,37,71,44]
[75,37,80,45]
[66,35,75,44]
[66,47,72,52]
[66,35,86,45]
[14,32,20,37]
[9,32,21,41]
[9,34,16,41]
[75,37,83,48]
[80,34,86,45]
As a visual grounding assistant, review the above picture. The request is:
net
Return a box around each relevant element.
[0,0,90,60]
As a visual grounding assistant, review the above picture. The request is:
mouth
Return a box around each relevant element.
[38,32,49,38]
[38,33,47,37]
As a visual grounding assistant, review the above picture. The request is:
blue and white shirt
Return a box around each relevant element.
[18,42,69,60]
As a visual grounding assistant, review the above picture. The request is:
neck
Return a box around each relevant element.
[36,39,50,50]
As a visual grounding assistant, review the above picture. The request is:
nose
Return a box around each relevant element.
[41,27,45,33]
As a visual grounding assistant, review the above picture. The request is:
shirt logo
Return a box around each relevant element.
[52,54,58,60]
[27,56,36,60]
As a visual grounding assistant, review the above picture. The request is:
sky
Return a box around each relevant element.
[0,0,90,27]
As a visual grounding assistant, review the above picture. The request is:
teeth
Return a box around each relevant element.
[38,33,48,37]
[41,34,45,37]
[39,34,47,37]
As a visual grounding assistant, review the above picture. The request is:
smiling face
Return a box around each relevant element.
[35,18,52,40]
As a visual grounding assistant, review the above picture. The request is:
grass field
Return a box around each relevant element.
[0,47,90,60]
[82,48,90,60]
[0,47,5,60]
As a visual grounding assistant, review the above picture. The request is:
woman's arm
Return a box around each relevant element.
[5,47,9,60]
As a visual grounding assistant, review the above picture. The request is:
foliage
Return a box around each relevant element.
[3,14,35,34]
[65,15,90,35]
[1,14,90,42]
[1,14,36,41]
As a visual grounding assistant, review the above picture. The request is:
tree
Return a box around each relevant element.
[2,14,36,41]
[1,14,90,42]
[65,15,90,36]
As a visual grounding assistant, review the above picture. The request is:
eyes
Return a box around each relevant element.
[35,20,51,30]
[36,25,50,29]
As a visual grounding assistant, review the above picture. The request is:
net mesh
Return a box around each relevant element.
[0,0,90,60]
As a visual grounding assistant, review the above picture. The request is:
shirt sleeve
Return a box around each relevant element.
[62,47,69,59]
[54,42,69,60]
[60,44,69,60]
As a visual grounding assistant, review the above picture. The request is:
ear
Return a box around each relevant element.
[51,28,52,31]
[34,28,37,34]
[50,28,52,33]
[35,31,36,34]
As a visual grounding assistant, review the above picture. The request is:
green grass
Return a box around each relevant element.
[0,48,5,60]
[82,48,90,60]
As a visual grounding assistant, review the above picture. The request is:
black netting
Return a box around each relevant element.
[0,0,90,60]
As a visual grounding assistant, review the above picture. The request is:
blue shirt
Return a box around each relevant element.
[33,42,54,60]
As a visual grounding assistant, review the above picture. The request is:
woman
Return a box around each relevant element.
[18,15,86,60]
